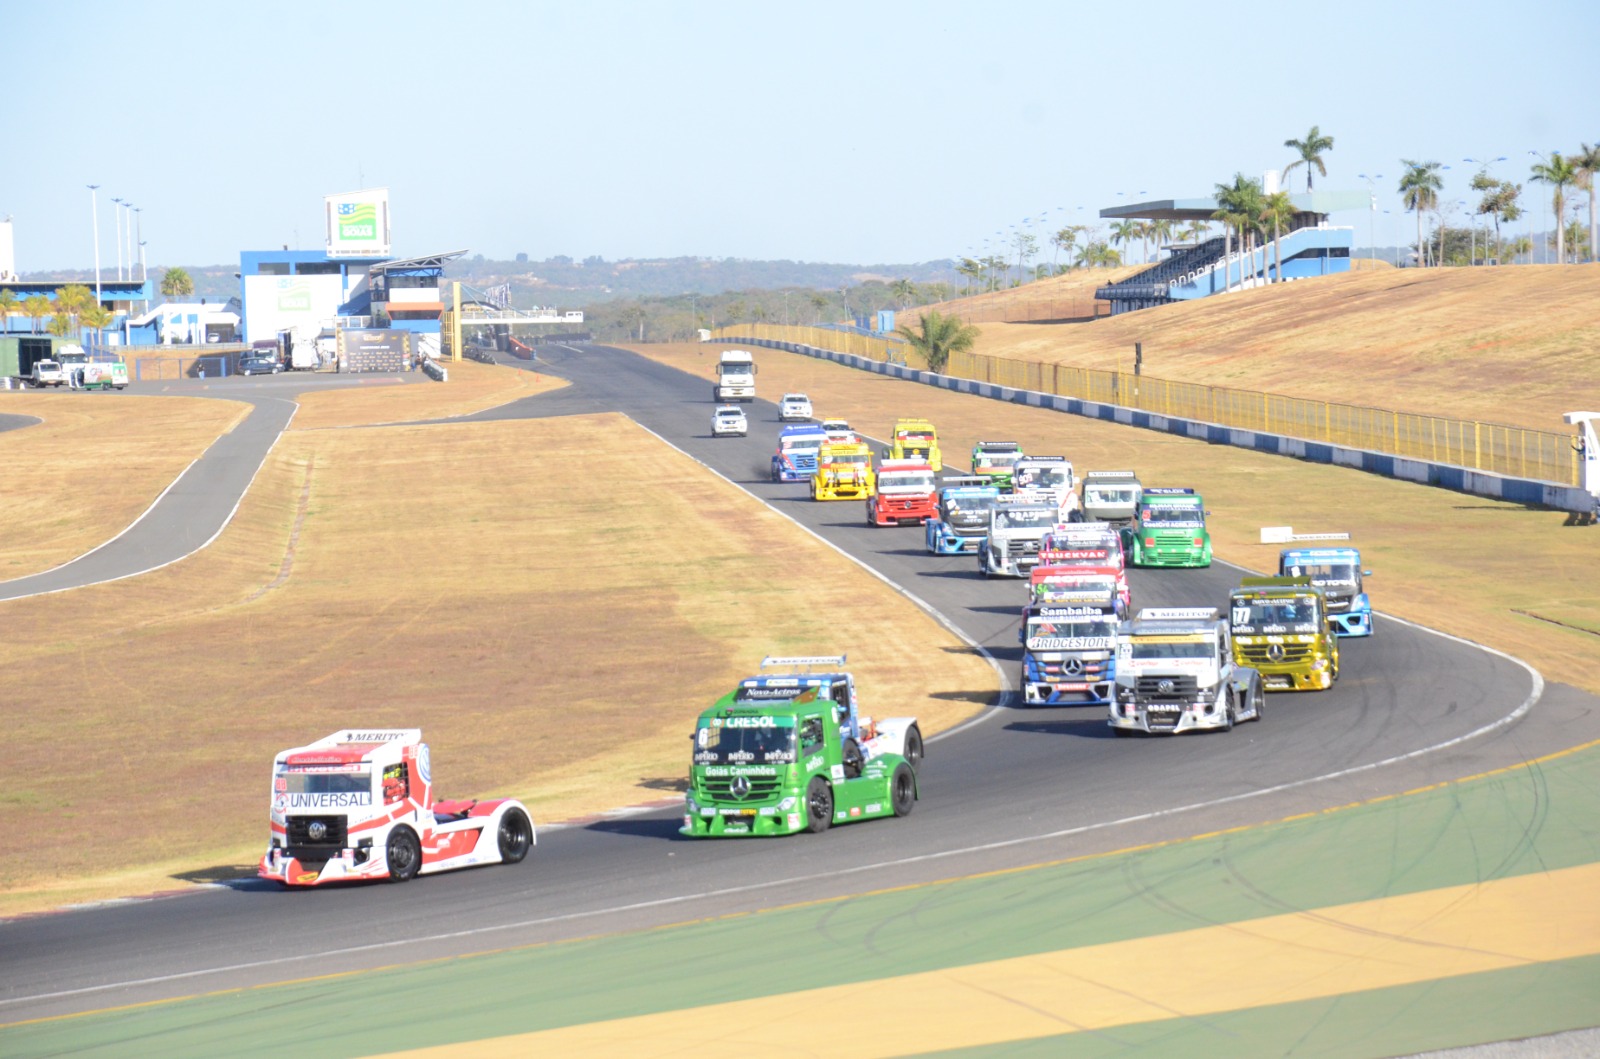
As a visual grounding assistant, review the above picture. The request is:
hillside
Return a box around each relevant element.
[965,266,1600,431]
[899,266,1142,323]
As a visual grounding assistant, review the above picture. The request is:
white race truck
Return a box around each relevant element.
[713,349,757,402]
[258,729,535,886]
[978,495,1059,577]
[1011,455,1080,519]
[1110,608,1264,736]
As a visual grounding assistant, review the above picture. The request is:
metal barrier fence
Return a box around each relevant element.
[710,324,1578,487]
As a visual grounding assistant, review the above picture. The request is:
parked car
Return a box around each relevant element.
[240,355,282,377]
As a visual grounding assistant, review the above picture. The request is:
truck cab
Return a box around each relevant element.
[1122,488,1211,567]
[1279,547,1374,637]
[713,349,757,402]
[1012,456,1079,518]
[772,423,829,481]
[1019,583,1122,705]
[1110,609,1263,735]
[1228,577,1340,691]
[1037,522,1129,610]
[885,418,942,471]
[813,441,876,500]
[258,729,534,886]
[978,496,1058,577]
[925,477,1001,554]
[1081,470,1142,525]
[868,459,937,526]
[971,441,1025,489]
[682,656,922,837]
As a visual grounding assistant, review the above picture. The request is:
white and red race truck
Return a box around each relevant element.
[258,729,535,887]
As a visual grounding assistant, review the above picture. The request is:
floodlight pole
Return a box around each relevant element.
[87,185,102,303]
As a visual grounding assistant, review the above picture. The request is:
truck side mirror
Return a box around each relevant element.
[1362,569,1373,576]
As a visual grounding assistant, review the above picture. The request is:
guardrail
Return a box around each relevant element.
[712,332,1588,513]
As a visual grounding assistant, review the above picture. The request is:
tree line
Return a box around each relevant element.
[0,284,115,337]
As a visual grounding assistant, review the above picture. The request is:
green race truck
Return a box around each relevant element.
[1227,576,1340,691]
[682,682,918,837]
[1121,487,1211,567]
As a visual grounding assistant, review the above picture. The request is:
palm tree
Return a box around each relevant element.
[1529,152,1580,264]
[160,267,194,298]
[22,294,51,334]
[1148,218,1175,259]
[1109,221,1140,265]
[894,309,980,373]
[1258,190,1296,283]
[0,289,18,333]
[46,303,72,336]
[889,278,918,308]
[1573,142,1600,265]
[1211,173,1262,288]
[53,283,94,331]
[1283,125,1335,191]
[80,303,115,338]
[1398,160,1444,266]
[1185,220,1209,246]
[954,258,981,296]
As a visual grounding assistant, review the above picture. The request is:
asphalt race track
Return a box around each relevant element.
[4,346,1596,1023]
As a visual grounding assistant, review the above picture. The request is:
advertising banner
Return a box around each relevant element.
[325,188,391,258]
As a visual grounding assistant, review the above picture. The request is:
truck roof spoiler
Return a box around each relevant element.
[760,655,846,672]
[1136,607,1218,621]
[1085,470,1138,479]
[938,476,991,488]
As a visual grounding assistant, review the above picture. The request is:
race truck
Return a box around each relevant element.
[258,729,535,887]
[978,495,1059,577]
[1228,576,1340,691]
[924,477,1002,554]
[867,458,937,526]
[713,349,757,402]
[772,423,829,481]
[1109,609,1264,736]
[779,393,814,421]
[812,440,876,500]
[1011,456,1080,518]
[1279,546,1374,637]
[820,418,856,444]
[1121,487,1212,568]
[1030,565,1128,617]
[682,656,922,837]
[971,440,1025,489]
[1037,522,1130,611]
[1081,470,1142,525]
[1019,582,1122,706]
[884,418,943,471]
[28,359,66,388]
[711,404,748,437]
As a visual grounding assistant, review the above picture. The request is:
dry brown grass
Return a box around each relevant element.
[968,266,1600,430]
[290,359,566,429]
[904,267,1142,324]
[0,393,249,579]
[0,413,993,915]
[632,343,1600,702]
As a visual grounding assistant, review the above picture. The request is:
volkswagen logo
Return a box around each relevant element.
[1063,658,1084,676]
[1156,678,1176,695]
[730,775,751,800]
[1266,643,1286,661]
[307,821,328,841]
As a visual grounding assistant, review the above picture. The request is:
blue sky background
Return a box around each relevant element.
[6,0,1594,270]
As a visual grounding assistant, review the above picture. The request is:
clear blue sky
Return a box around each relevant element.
[7,0,1594,271]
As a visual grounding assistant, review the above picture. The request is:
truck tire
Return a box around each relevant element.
[841,738,864,779]
[497,808,533,864]
[386,827,422,882]
[805,777,833,834]
[890,763,916,817]
[903,724,924,770]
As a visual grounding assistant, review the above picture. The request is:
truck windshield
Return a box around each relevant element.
[1284,562,1358,587]
[781,437,822,452]
[1087,487,1135,505]
[994,508,1056,531]
[1232,597,1323,628]
[1027,617,1118,643]
[281,768,372,794]
[975,452,1020,469]
[879,472,935,491]
[942,494,996,518]
[898,430,934,443]
[1016,468,1068,490]
[1142,506,1202,524]
[1128,640,1214,660]
[693,721,797,765]
[826,452,869,466]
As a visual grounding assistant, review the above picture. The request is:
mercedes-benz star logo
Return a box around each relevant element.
[1157,678,1176,695]
[1063,659,1084,676]
[307,821,327,841]
[730,775,751,800]
[1266,643,1286,661]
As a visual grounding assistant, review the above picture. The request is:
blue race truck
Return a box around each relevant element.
[1278,547,1374,637]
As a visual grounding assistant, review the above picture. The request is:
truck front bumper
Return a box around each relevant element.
[1108,699,1231,734]
[1024,680,1114,706]
[259,846,387,886]
[681,799,803,837]
[1329,611,1373,637]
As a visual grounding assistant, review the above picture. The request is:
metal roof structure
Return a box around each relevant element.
[1100,190,1370,222]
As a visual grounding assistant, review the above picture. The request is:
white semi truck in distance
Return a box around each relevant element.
[713,349,756,402]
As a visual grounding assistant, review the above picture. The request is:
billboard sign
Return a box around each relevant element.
[325,188,390,258]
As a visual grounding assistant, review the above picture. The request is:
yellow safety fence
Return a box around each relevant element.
[710,325,1579,487]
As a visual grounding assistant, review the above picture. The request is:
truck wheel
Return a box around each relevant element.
[903,725,924,770]
[386,827,422,882]
[841,738,865,779]
[1251,681,1266,722]
[1220,696,1236,732]
[497,808,533,864]
[890,763,916,817]
[805,777,833,833]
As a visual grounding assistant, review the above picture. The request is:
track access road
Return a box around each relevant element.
[0,344,1571,1023]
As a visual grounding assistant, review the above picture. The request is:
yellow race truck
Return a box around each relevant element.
[813,441,877,500]
[1227,576,1340,691]
[884,418,942,471]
